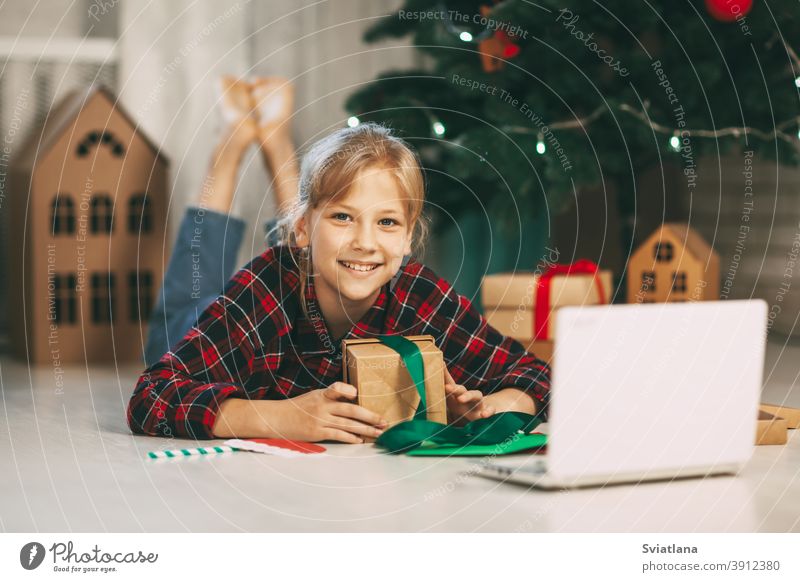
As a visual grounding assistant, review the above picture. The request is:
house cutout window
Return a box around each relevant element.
[129,271,154,323]
[128,193,153,233]
[672,271,687,293]
[91,272,115,324]
[90,194,114,234]
[641,271,656,293]
[654,241,674,262]
[53,273,77,324]
[51,194,76,235]
[76,131,125,158]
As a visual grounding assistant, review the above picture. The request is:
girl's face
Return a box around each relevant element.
[295,164,414,310]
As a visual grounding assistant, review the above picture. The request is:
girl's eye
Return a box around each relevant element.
[379,218,399,227]
[333,213,350,222]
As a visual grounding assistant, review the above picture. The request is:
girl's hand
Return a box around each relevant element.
[444,368,495,426]
[278,382,388,444]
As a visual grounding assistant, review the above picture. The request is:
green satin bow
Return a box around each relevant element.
[373,335,546,455]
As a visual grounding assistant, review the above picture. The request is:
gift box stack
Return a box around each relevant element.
[481,260,614,365]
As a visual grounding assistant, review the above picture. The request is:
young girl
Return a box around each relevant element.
[128,123,551,443]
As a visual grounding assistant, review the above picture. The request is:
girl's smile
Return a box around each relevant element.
[338,259,383,274]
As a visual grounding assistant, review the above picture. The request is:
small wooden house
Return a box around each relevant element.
[9,86,168,364]
[627,223,719,304]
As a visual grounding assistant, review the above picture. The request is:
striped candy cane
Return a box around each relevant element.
[147,445,237,459]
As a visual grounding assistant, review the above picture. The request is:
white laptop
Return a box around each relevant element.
[478,300,768,489]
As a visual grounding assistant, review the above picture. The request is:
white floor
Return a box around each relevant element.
[1,335,799,533]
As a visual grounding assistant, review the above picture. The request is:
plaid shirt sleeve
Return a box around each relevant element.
[401,262,551,420]
[127,248,293,439]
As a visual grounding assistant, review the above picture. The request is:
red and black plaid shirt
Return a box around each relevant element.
[128,245,551,439]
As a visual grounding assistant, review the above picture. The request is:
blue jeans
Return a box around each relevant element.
[144,207,278,366]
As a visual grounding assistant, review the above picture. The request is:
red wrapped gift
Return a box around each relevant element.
[482,260,612,342]
[533,260,608,340]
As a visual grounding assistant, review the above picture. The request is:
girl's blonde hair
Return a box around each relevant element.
[270,122,429,316]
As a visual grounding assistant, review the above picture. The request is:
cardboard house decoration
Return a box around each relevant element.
[627,223,719,304]
[9,86,168,363]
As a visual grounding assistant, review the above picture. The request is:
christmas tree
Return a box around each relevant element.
[345,0,799,273]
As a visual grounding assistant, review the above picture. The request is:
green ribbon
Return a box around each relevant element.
[376,411,545,454]
[406,432,548,457]
[374,335,546,455]
[375,334,427,421]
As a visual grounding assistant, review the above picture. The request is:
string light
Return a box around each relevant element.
[347,116,360,128]
[364,31,800,147]
[376,35,800,149]
[441,6,494,43]
[503,102,800,146]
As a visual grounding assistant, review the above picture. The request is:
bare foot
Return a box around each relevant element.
[217,75,258,143]
[250,77,294,150]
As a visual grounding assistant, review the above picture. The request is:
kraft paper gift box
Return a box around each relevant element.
[758,403,800,429]
[481,265,613,341]
[754,404,800,446]
[756,410,788,446]
[342,335,448,441]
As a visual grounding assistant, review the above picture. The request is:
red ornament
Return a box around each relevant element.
[502,43,521,59]
[496,30,521,58]
[478,7,522,72]
[705,0,753,22]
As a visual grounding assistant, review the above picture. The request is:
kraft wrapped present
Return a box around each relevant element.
[342,335,448,441]
[754,403,800,446]
[482,260,613,341]
[756,410,788,446]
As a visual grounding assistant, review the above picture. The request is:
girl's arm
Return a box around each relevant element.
[131,249,387,442]
[443,310,550,419]
[483,387,537,415]
[130,251,282,439]
[413,265,551,420]
[211,382,387,442]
